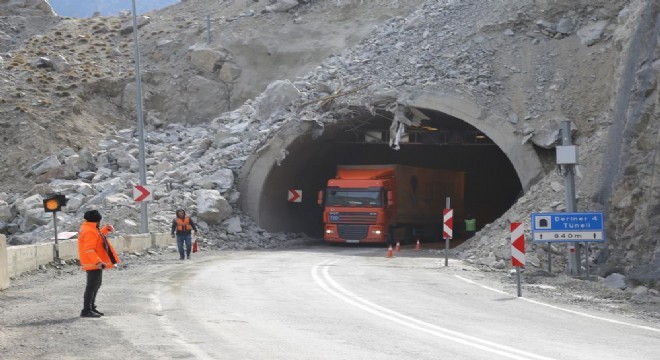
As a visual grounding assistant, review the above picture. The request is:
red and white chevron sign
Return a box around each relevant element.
[511,222,525,267]
[133,185,152,202]
[443,208,453,239]
[287,189,302,203]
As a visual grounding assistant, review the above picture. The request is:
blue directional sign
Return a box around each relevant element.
[531,212,604,243]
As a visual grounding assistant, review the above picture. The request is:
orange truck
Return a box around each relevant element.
[318,165,464,244]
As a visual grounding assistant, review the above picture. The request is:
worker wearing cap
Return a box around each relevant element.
[78,210,120,318]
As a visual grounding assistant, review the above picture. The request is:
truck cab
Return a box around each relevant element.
[322,178,395,244]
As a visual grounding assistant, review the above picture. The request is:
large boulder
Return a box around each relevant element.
[223,216,242,234]
[265,0,299,13]
[14,194,43,215]
[103,193,133,207]
[77,149,96,172]
[577,20,608,46]
[64,194,86,212]
[219,61,242,84]
[253,80,300,122]
[111,151,139,172]
[529,116,576,149]
[51,54,71,72]
[2,0,56,16]
[0,200,12,222]
[19,208,50,231]
[49,180,95,196]
[35,165,77,183]
[602,273,627,290]
[195,189,232,224]
[64,154,83,170]
[210,168,234,191]
[555,17,575,34]
[189,45,227,73]
[26,0,56,15]
[30,154,61,176]
[119,15,151,35]
[151,160,173,174]
[186,76,230,121]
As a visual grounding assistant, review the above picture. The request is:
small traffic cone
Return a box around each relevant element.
[395,241,401,252]
[415,239,421,251]
[386,245,394,258]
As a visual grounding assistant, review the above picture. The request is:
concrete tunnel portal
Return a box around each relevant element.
[240,92,544,239]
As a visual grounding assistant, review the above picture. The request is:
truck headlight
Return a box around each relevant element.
[372,230,381,235]
[326,229,334,234]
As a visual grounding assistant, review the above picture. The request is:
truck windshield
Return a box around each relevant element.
[326,189,382,207]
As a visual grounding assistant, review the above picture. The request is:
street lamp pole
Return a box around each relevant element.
[131,0,149,233]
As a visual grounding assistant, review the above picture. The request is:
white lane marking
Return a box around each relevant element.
[454,275,660,334]
[150,289,215,360]
[312,260,557,360]
[453,275,510,296]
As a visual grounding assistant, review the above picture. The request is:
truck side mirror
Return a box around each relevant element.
[387,191,394,206]
[317,190,324,206]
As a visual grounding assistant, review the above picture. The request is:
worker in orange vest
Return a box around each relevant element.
[171,209,198,260]
[78,210,120,318]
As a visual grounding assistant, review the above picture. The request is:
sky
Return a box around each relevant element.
[49,0,180,18]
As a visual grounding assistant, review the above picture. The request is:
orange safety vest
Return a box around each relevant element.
[78,221,120,271]
[176,217,192,232]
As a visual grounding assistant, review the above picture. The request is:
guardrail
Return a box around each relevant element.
[0,232,175,291]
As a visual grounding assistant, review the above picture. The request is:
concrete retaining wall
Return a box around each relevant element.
[58,240,78,260]
[124,234,152,253]
[0,232,174,289]
[0,235,9,290]
[7,244,38,279]
[152,233,174,247]
[111,236,128,253]
[35,243,53,269]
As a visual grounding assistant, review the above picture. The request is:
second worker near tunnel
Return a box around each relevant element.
[171,209,198,260]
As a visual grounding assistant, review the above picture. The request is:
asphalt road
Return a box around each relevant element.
[99,247,660,360]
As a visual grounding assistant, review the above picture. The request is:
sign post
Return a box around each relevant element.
[131,0,149,234]
[443,197,452,267]
[43,195,67,261]
[52,212,59,259]
[558,120,579,274]
[511,222,525,297]
[585,244,591,279]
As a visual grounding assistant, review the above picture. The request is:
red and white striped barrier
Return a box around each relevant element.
[443,208,453,239]
[511,222,525,267]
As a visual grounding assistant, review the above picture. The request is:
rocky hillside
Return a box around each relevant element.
[0,0,657,289]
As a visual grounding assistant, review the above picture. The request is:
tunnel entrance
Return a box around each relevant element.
[240,93,543,238]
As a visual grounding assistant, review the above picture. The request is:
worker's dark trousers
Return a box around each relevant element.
[83,269,103,310]
[177,234,192,259]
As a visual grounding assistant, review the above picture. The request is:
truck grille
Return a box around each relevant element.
[332,212,378,224]
[338,225,369,240]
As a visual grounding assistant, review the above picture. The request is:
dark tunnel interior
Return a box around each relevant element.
[258,109,523,238]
